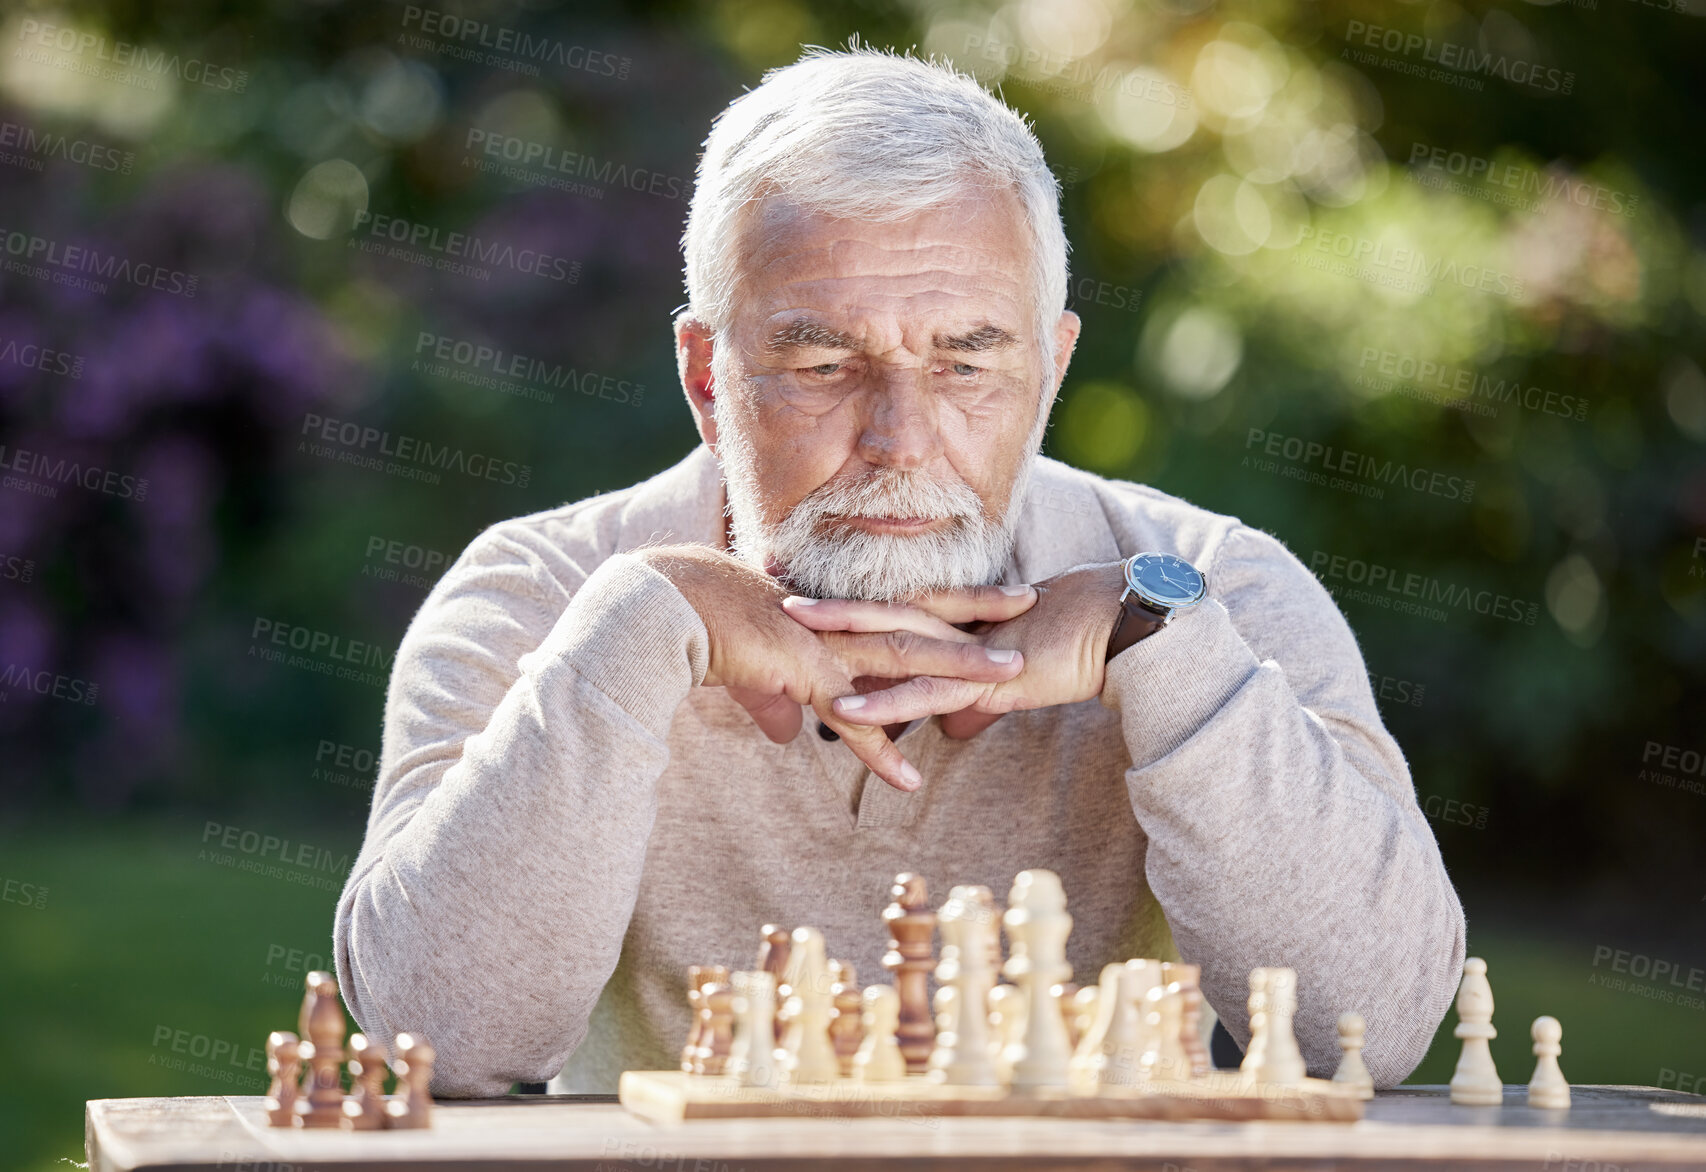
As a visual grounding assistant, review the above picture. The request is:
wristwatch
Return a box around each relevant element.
[1106,552,1208,661]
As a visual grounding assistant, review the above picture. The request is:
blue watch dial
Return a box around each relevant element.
[1127,552,1205,609]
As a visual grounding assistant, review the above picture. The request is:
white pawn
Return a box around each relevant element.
[1139,984,1191,1082]
[727,971,781,1089]
[1331,1012,1375,1100]
[779,927,839,1085]
[1449,957,1503,1105]
[852,985,906,1083]
[1002,870,1074,1089]
[1527,1016,1570,1110]
[929,886,1000,1086]
[1249,967,1306,1085]
[987,984,1026,1083]
[1240,967,1270,1077]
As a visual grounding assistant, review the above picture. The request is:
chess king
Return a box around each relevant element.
[333,47,1466,1098]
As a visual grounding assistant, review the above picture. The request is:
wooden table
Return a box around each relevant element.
[86,1085,1706,1170]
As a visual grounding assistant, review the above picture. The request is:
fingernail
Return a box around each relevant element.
[899,760,922,788]
[985,648,1019,663]
[785,596,818,606]
[835,694,866,711]
[1000,584,1033,597]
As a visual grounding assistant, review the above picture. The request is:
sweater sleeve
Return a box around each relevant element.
[332,534,708,1097]
[1099,525,1465,1088]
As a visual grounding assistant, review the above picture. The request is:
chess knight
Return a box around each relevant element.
[333,47,1467,1098]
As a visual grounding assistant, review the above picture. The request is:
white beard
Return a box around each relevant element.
[717,405,1042,603]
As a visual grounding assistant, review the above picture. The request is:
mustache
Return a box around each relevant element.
[785,468,985,528]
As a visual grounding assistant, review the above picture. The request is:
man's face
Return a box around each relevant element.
[696,188,1079,601]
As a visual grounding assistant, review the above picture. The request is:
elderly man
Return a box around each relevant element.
[334,48,1465,1097]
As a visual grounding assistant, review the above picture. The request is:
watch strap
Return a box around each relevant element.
[1106,589,1166,661]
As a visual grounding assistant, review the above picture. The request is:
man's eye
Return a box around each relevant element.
[949,363,980,377]
[807,362,842,376]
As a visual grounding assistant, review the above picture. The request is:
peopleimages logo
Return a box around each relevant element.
[1310,550,1540,626]
[0,444,148,500]
[14,19,249,92]
[349,210,579,284]
[0,226,199,297]
[0,119,134,174]
[1343,20,1575,94]
[297,413,532,489]
[1355,348,1588,423]
[412,331,645,406]
[1295,227,1525,298]
[1407,142,1638,218]
[1244,428,1476,503]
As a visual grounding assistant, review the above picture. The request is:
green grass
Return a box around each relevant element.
[3,820,1698,1171]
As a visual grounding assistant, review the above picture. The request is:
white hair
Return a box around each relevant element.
[681,44,1070,365]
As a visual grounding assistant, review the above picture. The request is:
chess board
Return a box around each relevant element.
[617,1069,1367,1125]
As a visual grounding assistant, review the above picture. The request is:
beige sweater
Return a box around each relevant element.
[333,444,1464,1096]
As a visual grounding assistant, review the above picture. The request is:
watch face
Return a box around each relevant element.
[1127,553,1206,609]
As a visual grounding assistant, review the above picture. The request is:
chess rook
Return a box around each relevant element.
[1448,957,1502,1106]
[1161,961,1209,1078]
[882,873,937,1074]
[1002,869,1073,1089]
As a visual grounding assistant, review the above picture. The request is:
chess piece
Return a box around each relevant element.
[779,927,838,1084]
[1240,967,1270,1079]
[759,926,791,1046]
[727,970,781,1089]
[342,1033,388,1130]
[1332,1012,1375,1099]
[882,873,937,1074]
[385,1033,434,1129]
[987,983,1026,1082]
[1162,961,1210,1078]
[263,1031,301,1127]
[1248,967,1306,1085]
[295,972,346,1128]
[1002,869,1073,1089]
[853,985,907,1082]
[1139,984,1191,1082]
[829,961,865,1078]
[1053,981,1080,1045]
[1449,957,1502,1105]
[1527,1016,1570,1109]
[1073,960,1155,1091]
[1069,985,1100,1053]
[682,965,709,1072]
[696,983,735,1075]
[929,886,1000,1086]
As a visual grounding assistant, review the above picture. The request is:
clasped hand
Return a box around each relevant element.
[637,547,1125,793]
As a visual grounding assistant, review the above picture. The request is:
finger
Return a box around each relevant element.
[826,630,1023,684]
[782,596,972,643]
[940,708,1006,740]
[727,686,803,744]
[831,676,989,727]
[818,706,923,792]
[908,582,1037,625]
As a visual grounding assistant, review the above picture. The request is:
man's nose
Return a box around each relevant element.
[856,376,941,471]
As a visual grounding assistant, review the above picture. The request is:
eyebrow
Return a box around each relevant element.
[762,318,1020,356]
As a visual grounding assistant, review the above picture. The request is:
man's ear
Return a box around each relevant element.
[675,311,718,449]
[1041,308,1082,417]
